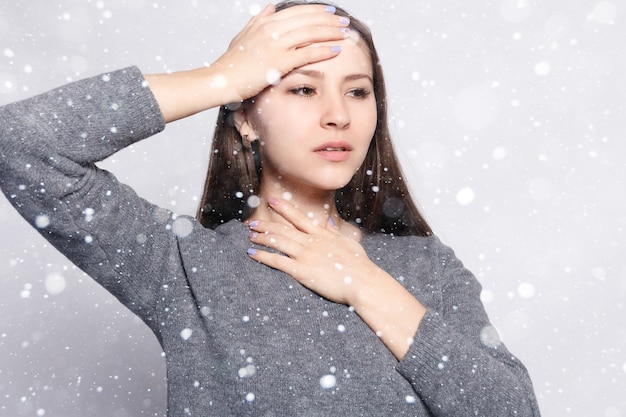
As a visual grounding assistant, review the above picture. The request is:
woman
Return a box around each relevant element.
[0,1,541,416]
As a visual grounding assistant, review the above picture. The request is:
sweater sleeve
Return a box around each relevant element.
[396,237,541,416]
[0,67,182,326]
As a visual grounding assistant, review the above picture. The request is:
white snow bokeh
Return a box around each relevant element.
[180,328,193,341]
[319,374,337,390]
[1,0,624,416]
[44,272,66,295]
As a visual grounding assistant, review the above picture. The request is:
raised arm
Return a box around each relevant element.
[0,4,350,321]
[0,67,171,321]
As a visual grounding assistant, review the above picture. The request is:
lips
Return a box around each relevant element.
[314,141,352,162]
[313,141,352,152]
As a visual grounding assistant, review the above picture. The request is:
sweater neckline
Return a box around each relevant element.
[214,218,375,246]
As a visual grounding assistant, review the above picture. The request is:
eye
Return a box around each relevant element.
[347,88,372,99]
[289,85,316,97]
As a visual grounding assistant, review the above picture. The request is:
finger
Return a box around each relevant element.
[247,247,297,274]
[270,4,339,22]
[249,218,317,246]
[238,6,342,47]
[248,3,276,25]
[281,44,343,71]
[266,197,328,235]
[249,219,294,235]
[258,3,275,16]
[230,3,276,45]
[259,10,349,44]
[269,16,349,45]
[249,226,310,258]
[275,11,348,31]
[279,24,350,50]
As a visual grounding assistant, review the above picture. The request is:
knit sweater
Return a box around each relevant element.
[0,67,540,417]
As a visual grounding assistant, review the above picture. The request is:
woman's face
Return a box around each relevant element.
[242,35,377,194]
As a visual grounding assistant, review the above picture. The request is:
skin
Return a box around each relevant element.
[146,4,426,360]
[235,33,376,232]
[146,4,350,121]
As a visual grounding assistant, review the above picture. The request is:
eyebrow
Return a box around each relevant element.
[290,69,373,84]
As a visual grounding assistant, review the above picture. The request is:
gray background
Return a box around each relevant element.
[1,0,624,416]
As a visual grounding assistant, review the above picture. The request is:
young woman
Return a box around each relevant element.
[0,1,541,416]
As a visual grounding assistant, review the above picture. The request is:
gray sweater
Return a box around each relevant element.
[0,67,540,416]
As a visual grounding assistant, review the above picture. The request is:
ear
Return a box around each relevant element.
[233,108,257,145]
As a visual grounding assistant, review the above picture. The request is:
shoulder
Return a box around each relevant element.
[174,217,248,250]
[362,232,469,277]
[362,232,450,256]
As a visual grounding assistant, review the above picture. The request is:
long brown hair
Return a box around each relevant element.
[197,1,432,237]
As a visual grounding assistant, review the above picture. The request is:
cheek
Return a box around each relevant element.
[254,115,317,157]
[360,108,378,143]
[250,111,298,166]
[251,102,300,139]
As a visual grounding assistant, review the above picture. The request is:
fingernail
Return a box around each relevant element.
[324,5,336,13]
[248,220,259,228]
[268,197,279,206]
[331,45,342,54]
[249,231,259,239]
[247,248,257,256]
[329,217,336,228]
[339,17,350,25]
[340,27,351,35]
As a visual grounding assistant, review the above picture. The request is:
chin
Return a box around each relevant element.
[281,168,357,193]
[317,167,359,187]
[313,177,354,192]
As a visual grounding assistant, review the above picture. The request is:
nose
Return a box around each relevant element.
[320,93,351,130]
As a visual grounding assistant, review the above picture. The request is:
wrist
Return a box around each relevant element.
[189,65,243,108]
[348,262,389,310]
[348,265,426,360]
[145,66,239,123]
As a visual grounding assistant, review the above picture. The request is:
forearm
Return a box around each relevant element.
[144,64,240,123]
[398,310,541,416]
[351,265,426,360]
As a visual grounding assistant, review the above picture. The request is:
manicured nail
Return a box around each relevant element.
[248,220,259,228]
[247,248,257,256]
[331,45,342,54]
[340,27,351,35]
[268,197,279,206]
[329,217,336,228]
[324,5,336,13]
[339,17,350,25]
[249,231,259,239]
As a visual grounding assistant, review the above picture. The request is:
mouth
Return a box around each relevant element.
[314,141,352,153]
[318,146,348,152]
[314,141,352,162]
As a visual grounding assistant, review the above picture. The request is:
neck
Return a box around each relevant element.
[251,180,340,228]
[248,172,363,242]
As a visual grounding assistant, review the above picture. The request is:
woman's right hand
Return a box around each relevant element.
[146,4,350,123]
[214,3,350,103]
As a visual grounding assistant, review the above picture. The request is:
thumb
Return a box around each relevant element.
[257,3,276,17]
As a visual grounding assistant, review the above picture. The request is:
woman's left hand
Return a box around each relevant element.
[246,197,376,306]
[247,196,427,360]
